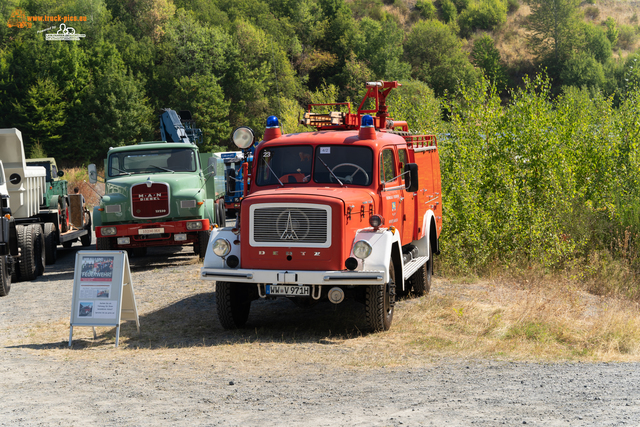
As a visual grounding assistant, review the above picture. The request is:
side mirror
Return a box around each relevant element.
[404,163,419,193]
[57,170,64,177]
[207,157,217,176]
[88,164,97,184]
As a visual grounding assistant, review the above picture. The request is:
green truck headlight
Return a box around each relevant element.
[186,221,203,230]
[101,227,117,236]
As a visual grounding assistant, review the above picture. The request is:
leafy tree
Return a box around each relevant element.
[404,19,480,96]
[560,52,605,89]
[416,0,436,19]
[524,0,583,77]
[470,34,508,91]
[351,17,410,80]
[582,22,612,64]
[13,78,67,156]
[605,17,619,46]
[440,0,458,23]
[169,73,231,151]
[105,0,175,41]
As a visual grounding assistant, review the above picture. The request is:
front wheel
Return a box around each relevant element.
[365,260,395,332]
[216,282,251,329]
[0,255,12,296]
[96,237,114,250]
[43,222,57,265]
[196,230,210,260]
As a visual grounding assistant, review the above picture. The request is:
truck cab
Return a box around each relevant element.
[201,81,442,331]
[92,141,225,257]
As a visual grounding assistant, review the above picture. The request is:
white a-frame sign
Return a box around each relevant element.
[69,250,139,348]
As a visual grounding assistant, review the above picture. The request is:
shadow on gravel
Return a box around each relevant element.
[13,292,372,350]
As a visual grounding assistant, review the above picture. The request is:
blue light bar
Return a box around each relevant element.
[361,114,374,127]
[266,115,279,128]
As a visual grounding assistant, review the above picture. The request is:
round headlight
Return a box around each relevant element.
[369,215,384,228]
[212,238,231,257]
[101,227,117,236]
[232,127,255,149]
[353,240,372,259]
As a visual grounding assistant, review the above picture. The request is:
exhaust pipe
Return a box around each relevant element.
[328,287,344,304]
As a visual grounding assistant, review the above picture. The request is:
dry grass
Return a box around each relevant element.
[10,274,640,372]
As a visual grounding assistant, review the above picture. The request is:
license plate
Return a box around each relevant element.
[138,227,164,235]
[266,285,310,296]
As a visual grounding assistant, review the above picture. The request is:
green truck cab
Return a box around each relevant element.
[90,141,225,258]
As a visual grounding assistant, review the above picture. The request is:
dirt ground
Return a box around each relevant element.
[2,240,640,426]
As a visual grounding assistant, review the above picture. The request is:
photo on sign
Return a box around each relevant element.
[78,302,93,317]
[80,256,114,282]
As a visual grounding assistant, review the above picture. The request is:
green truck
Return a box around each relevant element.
[89,140,225,258]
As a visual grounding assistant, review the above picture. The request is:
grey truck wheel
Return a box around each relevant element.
[0,255,11,296]
[216,282,251,329]
[43,222,57,265]
[17,224,37,281]
[366,260,395,332]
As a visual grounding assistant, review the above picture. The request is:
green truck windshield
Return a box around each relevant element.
[108,148,197,177]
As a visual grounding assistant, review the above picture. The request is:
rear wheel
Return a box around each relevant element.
[216,282,251,329]
[17,224,37,281]
[43,222,57,265]
[96,237,114,250]
[0,255,11,296]
[32,224,45,276]
[215,200,225,227]
[409,245,432,297]
[366,259,395,332]
[80,212,92,247]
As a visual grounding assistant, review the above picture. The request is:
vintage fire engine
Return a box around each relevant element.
[201,81,442,331]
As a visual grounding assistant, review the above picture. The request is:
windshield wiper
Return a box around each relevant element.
[262,159,284,187]
[317,156,343,186]
[150,164,175,173]
[113,167,132,176]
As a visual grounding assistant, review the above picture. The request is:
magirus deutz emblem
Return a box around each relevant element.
[276,209,310,240]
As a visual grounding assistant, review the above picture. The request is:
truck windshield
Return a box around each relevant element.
[314,145,373,186]
[108,148,197,177]
[255,146,313,185]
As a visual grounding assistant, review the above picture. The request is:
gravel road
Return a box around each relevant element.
[2,238,640,426]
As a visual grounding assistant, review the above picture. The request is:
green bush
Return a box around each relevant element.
[440,0,458,23]
[416,0,437,19]
[458,0,508,38]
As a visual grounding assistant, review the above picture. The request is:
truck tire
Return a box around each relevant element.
[32,224,46,276]
[196,230,210,260]
[0,255,11,296]
[409,245,432,297]
[96,237,114,250]
[216,200,225,227]
[81,212,92,247]
[58,198,69,233]
[216,282,251,329]
[365,260,395,332]
[17,224,37,281]
[43,222,57,265]
[80,230,92,247]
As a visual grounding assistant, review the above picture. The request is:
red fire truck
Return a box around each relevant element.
[201,81,442,331]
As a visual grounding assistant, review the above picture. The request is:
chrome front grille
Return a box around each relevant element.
[250,204,331,247]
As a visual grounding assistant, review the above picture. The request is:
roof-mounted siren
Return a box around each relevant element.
[263,115,282,141]
[358,114,377,140]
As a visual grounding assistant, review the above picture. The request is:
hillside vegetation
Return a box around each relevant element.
[1,0,640,293]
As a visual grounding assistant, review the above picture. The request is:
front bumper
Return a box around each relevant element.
[200,267,385,286]
[96,219,210,248]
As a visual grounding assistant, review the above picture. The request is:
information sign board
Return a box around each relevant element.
[69,250,139,348]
